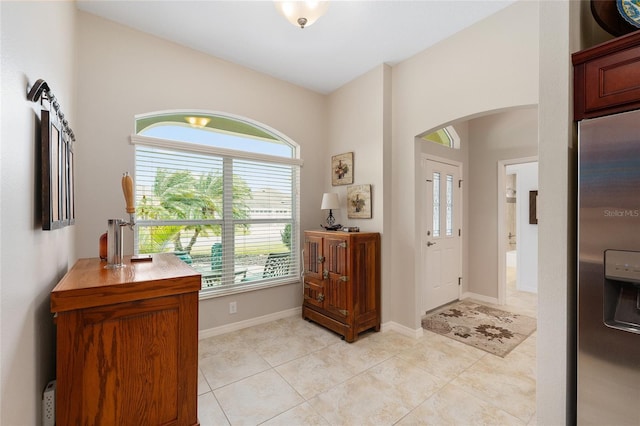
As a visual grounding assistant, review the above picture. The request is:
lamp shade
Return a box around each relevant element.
[274,1,329,29]
[320,193,340,210]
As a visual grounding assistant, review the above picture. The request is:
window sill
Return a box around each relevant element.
[198,277,301,300]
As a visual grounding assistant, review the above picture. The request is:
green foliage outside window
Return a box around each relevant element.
[280,223,292,250]
[137,169,252,254]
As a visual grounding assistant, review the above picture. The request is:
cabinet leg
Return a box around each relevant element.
[344,331,356,343]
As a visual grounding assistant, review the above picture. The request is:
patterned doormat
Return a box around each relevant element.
[421,300,536,357]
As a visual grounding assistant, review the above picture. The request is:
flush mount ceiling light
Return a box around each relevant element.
[274,1,329,29]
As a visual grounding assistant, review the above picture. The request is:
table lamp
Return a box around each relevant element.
[321,193,340,227]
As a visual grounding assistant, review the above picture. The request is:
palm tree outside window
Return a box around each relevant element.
[132,111,302,296]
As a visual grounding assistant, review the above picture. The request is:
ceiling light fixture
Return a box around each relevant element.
[185,117,211,128]
[274,1,329,29]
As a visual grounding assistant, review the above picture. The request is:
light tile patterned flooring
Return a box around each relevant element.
[198,268,537,425]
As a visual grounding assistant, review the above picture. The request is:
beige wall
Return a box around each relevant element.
[536,0,617,422]
[390,0,539,334]
[74,12,328,331]
[326,64,391,319]
[467,108,538,299]
[326,65,387,232]
[0,2,77,423]
[537,1,577,423]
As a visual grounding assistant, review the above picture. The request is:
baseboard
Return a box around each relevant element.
[199,312,425,341]
[198,307,301,340]
[381,321,424,339]
[461,292,499,305]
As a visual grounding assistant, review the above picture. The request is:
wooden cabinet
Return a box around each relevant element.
[302,230,380,342]
[573,31,640,120]
[50,254,201,426]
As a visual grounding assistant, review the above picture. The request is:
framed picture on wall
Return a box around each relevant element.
[41,109,74,230]
[347,184,372,219]
[67,138,75,225]
[42,109,62,230]
[332,152,353,185]
[529,190,538,225]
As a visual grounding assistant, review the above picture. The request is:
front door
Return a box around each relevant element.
[422,158,462,313]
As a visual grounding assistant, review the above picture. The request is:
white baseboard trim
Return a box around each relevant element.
[381,321,424,339]
[198,307,301,340]
[200,312,426,341]
[461,292,499,305]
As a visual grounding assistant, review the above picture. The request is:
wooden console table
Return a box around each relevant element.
[50,253,201,425]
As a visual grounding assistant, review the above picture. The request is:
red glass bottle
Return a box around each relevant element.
[99,232,108,261]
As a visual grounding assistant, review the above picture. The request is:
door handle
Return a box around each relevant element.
[427,241,436,247]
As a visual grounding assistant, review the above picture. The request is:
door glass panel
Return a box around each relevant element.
[446,174,453,236]
[433,172,440,237]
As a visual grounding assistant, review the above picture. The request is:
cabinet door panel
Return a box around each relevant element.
[304,279,325,309]
[80,297,181,425]
[584,46,640,113]
[326,277,350,318]
[324,236,348,276]
[304,235,324,280]
[324,236,350,318]
[573,31,640,119]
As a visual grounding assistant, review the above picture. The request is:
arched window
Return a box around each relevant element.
[421,126,460,149]
[131,111,301,296]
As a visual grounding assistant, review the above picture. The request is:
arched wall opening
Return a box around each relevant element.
[413,105,539,322]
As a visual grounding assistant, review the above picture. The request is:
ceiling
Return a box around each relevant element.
[76,0,515,94]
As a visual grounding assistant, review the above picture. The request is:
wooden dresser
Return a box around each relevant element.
[302,230,380,342]
[50,253,201,426]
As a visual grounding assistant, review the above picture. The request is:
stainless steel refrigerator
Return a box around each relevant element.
[578,109,640,425]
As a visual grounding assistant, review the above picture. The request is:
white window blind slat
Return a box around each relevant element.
[133,114,300,295]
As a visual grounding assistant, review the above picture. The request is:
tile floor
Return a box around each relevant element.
[198,268,537,425]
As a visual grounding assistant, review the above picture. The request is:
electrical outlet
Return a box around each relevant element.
[229,301,237,314]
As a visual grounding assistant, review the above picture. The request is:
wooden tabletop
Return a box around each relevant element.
[51,253,201,313]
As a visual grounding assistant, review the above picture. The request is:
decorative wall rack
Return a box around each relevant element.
[27,78,76,230]
[27,79,75,142]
